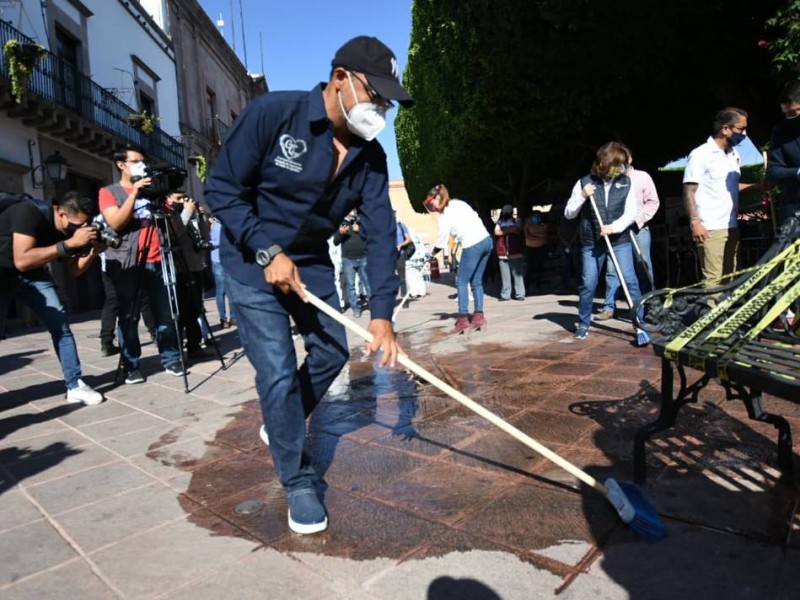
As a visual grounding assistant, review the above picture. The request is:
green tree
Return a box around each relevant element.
[766,0,800,77]
[397,0,781,214]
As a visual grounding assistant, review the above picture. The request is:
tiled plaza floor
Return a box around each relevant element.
[1,273,798,599]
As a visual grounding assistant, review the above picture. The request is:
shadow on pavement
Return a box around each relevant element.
[0,442,83,496]
[0,349,45,377]
[570,384,800,598]
[427,576,502,599]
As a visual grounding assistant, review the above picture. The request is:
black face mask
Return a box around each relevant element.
[64,221,84,238]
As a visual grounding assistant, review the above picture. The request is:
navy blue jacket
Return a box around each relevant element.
[578,174,631,247]
[766,118,800,215]
[204,84,399,319]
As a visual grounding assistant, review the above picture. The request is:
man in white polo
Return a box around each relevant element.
[682,107,757,284]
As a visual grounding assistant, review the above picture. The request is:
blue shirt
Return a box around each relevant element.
[396,221,408,246]
[204,84,399,319]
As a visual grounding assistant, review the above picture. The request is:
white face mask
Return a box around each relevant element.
[129,161,148,178]
[338,73,387,141]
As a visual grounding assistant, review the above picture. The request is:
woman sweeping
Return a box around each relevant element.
[424,184,492,334]
[564,141,647,345]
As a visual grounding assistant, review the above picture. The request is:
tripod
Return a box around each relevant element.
[114,203,226,392]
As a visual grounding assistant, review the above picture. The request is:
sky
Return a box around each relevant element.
[196,0,413,180]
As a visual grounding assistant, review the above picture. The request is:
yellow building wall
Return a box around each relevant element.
[388,180,440,251]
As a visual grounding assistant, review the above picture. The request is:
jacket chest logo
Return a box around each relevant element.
[275,134,307,173]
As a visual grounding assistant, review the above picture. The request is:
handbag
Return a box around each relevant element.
[403,243,416,260]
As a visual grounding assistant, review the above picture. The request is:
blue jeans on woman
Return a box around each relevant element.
[457,237,492,315]
[211,260,235,322]
[602,226,653,312]
[579,241,642,329]
[226,275,348,493]
[0,272,83,390]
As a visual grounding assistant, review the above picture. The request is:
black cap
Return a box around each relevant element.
[332,36,414,107]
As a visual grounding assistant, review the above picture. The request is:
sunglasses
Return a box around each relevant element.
[350,72,394,110]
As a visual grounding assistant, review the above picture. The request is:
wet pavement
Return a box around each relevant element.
[1,273,799,599]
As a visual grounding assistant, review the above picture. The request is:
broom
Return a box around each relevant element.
[588,195,650,347]
[303,289,666,542]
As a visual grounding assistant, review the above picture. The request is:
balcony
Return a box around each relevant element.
[0,20,184,168]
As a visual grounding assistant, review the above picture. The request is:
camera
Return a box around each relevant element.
[171,200,212,252]
[188,219,213,251]
[94,221,121,249]
[75,221,122,257]
[341,215,359,227]
[131,166,187,205]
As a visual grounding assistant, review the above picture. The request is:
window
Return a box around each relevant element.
[132,57,160,118]
[139,92,155,117]
[206,88,217,137]
[55,26,82,112]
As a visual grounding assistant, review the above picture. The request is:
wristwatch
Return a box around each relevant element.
[255,244,284,267]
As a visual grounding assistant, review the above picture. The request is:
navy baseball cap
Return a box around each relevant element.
[332,36,414,107]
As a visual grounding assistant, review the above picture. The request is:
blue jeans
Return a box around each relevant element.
[579,241,642,329]
[0,272,82,389]
[498,256,526,299]
[603,226,653,311]
[341,256,370,311]
[211,261,235,321]
[109,262,181,371]
[457,237,492,315]
[227,276,349,492]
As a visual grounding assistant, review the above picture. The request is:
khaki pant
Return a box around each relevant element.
[697,227,739,285]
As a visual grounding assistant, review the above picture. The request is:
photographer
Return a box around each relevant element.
[166,191,212,359]
[98,146,183,384]
[332,210,371,317]
[0,192,104,405]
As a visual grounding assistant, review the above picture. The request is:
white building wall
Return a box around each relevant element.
[3,0,180,139]
[78,0,180,138]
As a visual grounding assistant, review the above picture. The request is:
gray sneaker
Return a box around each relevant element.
[594,309,615,321]
[259,425,269,446]
[124,369,145,385]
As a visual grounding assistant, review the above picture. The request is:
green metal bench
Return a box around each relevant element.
[632,212,800,483]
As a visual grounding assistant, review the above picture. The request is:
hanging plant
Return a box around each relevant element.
[126,110,159,134]
[3,39,46,104]
[189,155,208,182]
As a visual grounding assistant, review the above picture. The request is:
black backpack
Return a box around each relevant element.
[0,193,53,269]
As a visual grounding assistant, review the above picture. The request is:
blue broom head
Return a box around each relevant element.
[605,478,667,542]
[636,330,651,347]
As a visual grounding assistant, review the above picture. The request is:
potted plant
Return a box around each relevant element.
[2,39,46,104]
[188,155,207,182]
[126,111,159,134]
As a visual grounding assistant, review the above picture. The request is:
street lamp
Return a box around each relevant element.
[27,141,70,191]
[43,151,69,183]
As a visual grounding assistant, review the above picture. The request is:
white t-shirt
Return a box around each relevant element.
[683,137,741,230]
[435,199,490,249]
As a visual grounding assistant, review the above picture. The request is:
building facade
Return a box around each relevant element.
[0,0,184,323]
[1,0,265,330]
[165,0,266,205]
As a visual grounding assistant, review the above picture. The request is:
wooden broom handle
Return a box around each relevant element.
[303,289,606,493]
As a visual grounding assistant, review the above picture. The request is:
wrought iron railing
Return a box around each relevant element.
[0,20,184,168]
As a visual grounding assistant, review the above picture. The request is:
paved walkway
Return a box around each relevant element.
[1,273,798,599]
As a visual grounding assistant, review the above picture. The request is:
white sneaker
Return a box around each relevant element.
[66,379,104,405]
[259,425,269,446]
